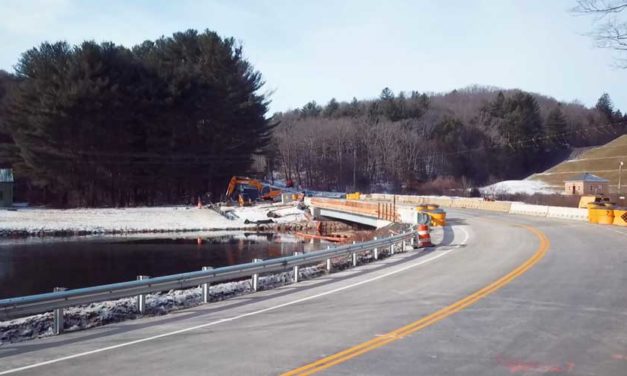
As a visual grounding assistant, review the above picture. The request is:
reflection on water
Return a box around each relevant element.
[0,232,325,299]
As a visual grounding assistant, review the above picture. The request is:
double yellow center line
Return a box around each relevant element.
[282,225,550,376]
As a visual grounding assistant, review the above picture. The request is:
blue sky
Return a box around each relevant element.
[1,0,625,114]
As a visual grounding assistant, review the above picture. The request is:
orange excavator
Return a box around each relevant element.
[225,176,282,206]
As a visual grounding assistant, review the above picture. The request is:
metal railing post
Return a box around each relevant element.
[293,252,301,283]
[136,275,149,314]
[390,243,395,255]
[352,241,358,266]
[202,266,213,304]
[373,237,378,260]
[252,258,262,291]
[53,287,66,335]
[326,246,332,272]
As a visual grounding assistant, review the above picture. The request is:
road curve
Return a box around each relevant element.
[0,210,626,375]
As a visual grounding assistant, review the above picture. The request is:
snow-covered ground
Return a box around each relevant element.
[480,180,559,195]
[0,203,308,236]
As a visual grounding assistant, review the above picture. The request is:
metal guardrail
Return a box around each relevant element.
[0,230,417,326]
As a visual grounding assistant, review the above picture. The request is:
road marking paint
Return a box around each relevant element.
[496,356,575,374]
[282,225,549,376]
[0,227,469,375]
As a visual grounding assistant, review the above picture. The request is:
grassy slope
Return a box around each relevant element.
[528,135,627,192]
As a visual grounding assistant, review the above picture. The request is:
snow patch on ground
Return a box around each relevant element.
[0,206,250,235]
[480,180,558,195]
[0,203,309,236]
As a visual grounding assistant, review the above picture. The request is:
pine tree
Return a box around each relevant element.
[3,29,271,206]
[545,105,568,148]
[323,98,339,117]
[300,101,322,118]
[595,93,614,122]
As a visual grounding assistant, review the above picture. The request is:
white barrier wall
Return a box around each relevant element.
[361,193,589,223]
[509,203,550,217]
[397,206,418,225]
[546,207,588,221]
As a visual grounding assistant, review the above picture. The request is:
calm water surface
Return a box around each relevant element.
[0,232,324,299]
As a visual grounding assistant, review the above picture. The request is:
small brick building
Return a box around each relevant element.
[0,169,13,207]
[564,172,609,195]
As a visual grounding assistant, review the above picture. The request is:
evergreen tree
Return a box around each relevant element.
[379,87,400,120]
[379,87,394,101]
[300,101,322,118]
[323,98,339,117]
[3,30,271,206]
[545,105,568,148]
[595,93,614,122]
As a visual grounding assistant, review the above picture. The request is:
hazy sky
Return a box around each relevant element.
[1,0,625,114]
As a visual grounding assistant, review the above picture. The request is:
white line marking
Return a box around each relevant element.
[0,227,470,375]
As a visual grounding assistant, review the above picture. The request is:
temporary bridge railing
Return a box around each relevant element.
[0,229,417,333]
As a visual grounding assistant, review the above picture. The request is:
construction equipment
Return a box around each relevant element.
[225,176,282,205]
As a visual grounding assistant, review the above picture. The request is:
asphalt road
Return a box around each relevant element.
[1,209,626,375]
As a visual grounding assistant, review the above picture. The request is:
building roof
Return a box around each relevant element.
[564,172,609,183]
[0,169,13,183]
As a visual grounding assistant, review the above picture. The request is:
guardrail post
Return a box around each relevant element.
[373,237,378,260]
[402,239,407,252]
[326,246,332,273]
[136,275,149,314]
[201,266,213,304]
[390,242,395,255]
[293,252,301,283]
[352,241,358,267]
[53,287,66,335]
[252,258,262,291]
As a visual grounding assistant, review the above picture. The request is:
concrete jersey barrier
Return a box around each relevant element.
[546,206,588,221]
[360,193,594,223]
[509,203,550,217]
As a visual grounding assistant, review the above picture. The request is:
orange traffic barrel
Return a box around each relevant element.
[417,224,433,247]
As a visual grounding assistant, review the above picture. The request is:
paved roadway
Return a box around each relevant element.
[1,209,626,375]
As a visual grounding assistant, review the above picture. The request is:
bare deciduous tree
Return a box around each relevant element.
[574,0,627,67]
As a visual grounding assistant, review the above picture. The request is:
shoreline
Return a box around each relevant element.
[0,204,314,239]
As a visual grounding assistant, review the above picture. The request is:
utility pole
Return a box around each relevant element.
[353,146,357,191]
[619,161,624,195]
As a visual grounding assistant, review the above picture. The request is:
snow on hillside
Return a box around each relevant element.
[480,180,558,195]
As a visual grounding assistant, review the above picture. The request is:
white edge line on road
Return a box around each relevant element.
[0,227,470,375]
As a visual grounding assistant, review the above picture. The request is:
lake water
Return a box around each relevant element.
[0,232,325,299]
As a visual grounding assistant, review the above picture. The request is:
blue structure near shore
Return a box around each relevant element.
[0,168,14,207]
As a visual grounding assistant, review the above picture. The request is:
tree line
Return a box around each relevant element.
[271,87,626,193]
[1,30,625,206]
[0,29,272,206]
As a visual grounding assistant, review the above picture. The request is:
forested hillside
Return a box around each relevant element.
[1,31,626,207]
[0,29,272,206]
[271,87,626,193]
